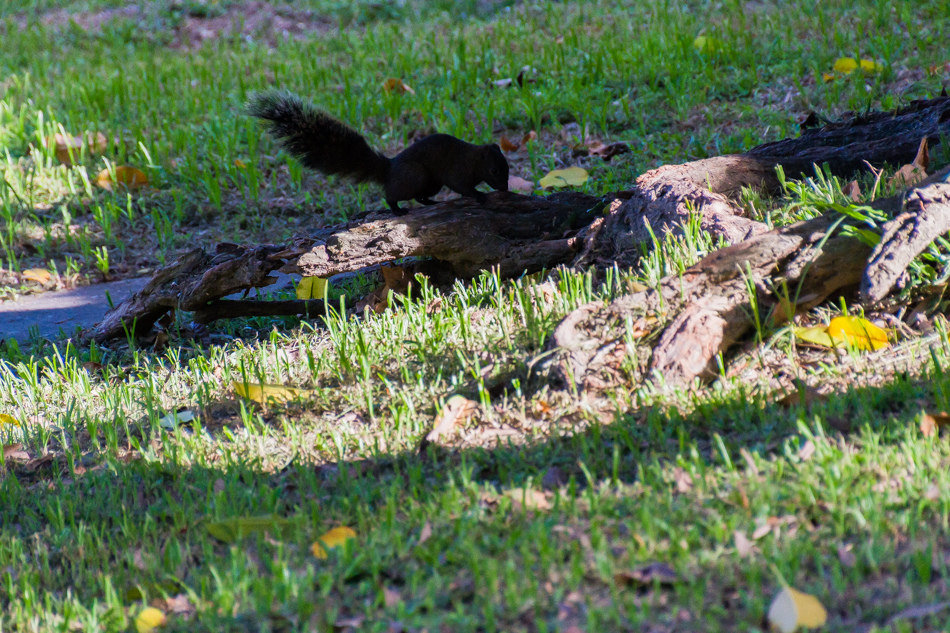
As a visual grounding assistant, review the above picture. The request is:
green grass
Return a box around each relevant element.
[3,0,950,631]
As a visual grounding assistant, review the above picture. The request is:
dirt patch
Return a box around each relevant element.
[13,1,334,48]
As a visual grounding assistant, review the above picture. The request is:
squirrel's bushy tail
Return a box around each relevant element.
[246,89,390,185]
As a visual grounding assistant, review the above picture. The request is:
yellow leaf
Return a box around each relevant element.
[0,414,20,427]
[312,526,356,558]
[205,515,297,543]
[232,381,311,405]
[793,325,836,348]
[693,35,721,53]
[539,166,589,189]
[832,57,859,73]
[832,57,880,74]
[826,316,889,351]
[296,276,328,300]
[234,159,247,168]
[767,587,827,632]
[21,268,52,284]
[821,72,837,82]
[96,165,148,191]
[134,607,167,633]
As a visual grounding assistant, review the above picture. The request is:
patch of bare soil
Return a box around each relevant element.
[13,2,334,48]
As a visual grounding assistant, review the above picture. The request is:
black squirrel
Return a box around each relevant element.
[246,90,509,215]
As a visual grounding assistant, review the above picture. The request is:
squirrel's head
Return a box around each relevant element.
[482,144,509,192]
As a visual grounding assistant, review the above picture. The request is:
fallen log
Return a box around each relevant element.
[87,97,950,343]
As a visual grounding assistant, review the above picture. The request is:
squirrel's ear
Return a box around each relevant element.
[490,143,503,155]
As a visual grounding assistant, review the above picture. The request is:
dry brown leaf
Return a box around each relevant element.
[96,165,148,191]
[382,78,415,95]
[925,484,941,501]
[921,411,950,437]
[417,521,432,546]
[521,130,537,145]
[508,175,534,193]
[752,521,772,540]
[613,562,678,587]
[842,180,862,202]
[50,131,107,165]
[734,531,755,558]
[382,586,401,608]
[2,443,30,461]
[163,594,195,617]
[499,136,520,152]
[423,395,478,446]
[777,384,826,409]
[213,478,225,494]
[798,440,816,461]
[505,487,551,511]
[589,140,631,161]
[672,467,693,493]
[492,78,513,89]
[889,138,929,188]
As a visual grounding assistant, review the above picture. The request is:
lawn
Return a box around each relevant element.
[2,1,950,631]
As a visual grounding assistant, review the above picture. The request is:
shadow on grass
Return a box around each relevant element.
[2,369,948,632]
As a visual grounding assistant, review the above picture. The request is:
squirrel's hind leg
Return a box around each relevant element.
[387,199,409,216]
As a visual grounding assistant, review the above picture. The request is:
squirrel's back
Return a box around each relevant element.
[246,89,390,185]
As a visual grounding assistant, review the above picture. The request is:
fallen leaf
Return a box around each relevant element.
[798,440,816,461]
[793,324,836,348]
[826,316,889,350]
[920,411,950,437]
[539,166,589,189]
[382,78,415,95]
[296,276,328,300]
[423,395,478,446]
[234,158,247,168]
[925,484,941,500]
[777,384,826,409]
[614,562,678,587]
[832,57,881,74]
[767,586,827,632]
[521,131,537,145]
[752,522,772,540]
[889,137,929,188]
[673,467,693,493]
[507,175,534,193]
[588,140,631,161]
[21,268,52,284]
[492,78,513,89]
[312,526,357,559]
[96,165,148,191]
[157,409,196,430]
[213,478,226,494]
[693,35,721,53]
[734,531,755,557]
[499,136,520,152]
[205,515,297,543]
[163,594,195,618]
[232,381,312,405]
[0,413,21,427]
[333,616,366,630]
[49,131,107,165]
[2,443,29,461]
[383,585,401,608]
[842,180,861,202]
[417,521,432,546]
[135,607,167,633]
[504,487,551,510]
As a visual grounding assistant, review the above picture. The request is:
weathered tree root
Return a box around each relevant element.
[548,176,950,393]
[579,96,950,269]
